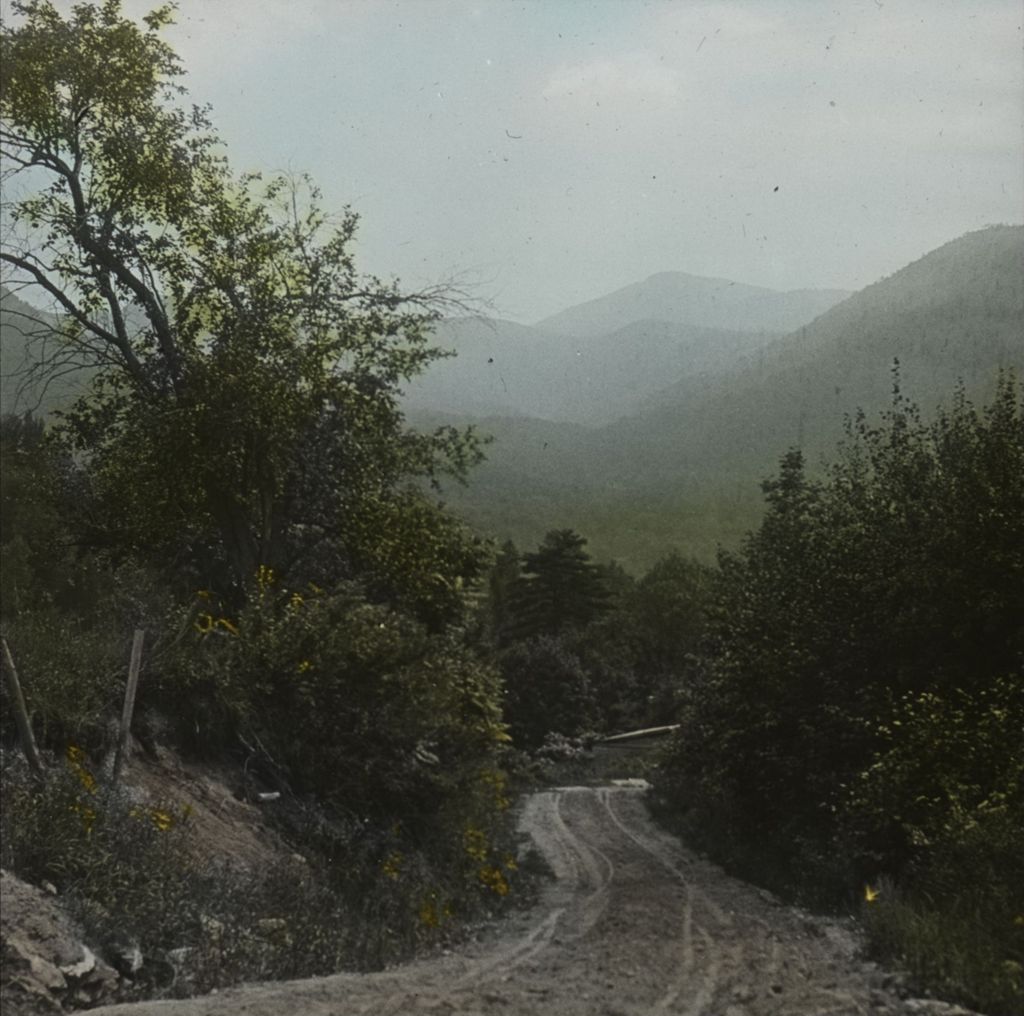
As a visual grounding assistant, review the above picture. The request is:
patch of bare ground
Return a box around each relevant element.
[73,785,986,1016]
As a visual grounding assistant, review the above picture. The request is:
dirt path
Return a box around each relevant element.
[87,786,972,1016]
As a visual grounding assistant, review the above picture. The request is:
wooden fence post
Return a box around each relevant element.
[1,636,45,779]
[111,629,145,785]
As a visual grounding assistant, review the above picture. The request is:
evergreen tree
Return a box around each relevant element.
[505,529,609,641]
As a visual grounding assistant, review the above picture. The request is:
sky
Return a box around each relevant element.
[4,0,1023,322]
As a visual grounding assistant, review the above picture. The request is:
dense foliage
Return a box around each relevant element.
[656,371,1024,1011]
[489,530,711,745]
[1,0,485,608]
[0,1,518,991]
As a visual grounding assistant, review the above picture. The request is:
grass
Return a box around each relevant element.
[0,742,534,1003]
[864,891,1023,1015]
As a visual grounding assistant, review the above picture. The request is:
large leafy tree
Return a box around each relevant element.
[0,0,483,613]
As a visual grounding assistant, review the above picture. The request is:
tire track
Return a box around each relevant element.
[364,788,615,1014]
[550,788,616,937]
[82,785,933,1016]
[597,788,731,1014]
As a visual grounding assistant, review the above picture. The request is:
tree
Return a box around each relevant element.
[482,540,521,647]
[505,529,610,641]
[499,635,597,748]
[658,372,1024,885]
[0,1,483,613]
[629,552,712,675]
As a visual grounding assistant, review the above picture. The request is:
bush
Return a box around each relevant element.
[499,635,598,748]
[862,801,1024,1015]
[852,678,1024,1013]
[166,575,507,824]
[0,735,527,998]
[659,375,1024,867]
[655,374,1024,1005]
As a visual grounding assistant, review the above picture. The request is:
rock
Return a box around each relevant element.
[27,952,67,993]
[904,1001,983,1015]
[255,917,291,946]
[200,914,225,943]
[60,943,97,979]
[731,984,756,1003]
[106,935,143,977]
[1,870,120,1013]
[1,977,63,1015]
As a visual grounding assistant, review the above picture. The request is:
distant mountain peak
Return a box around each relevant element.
[536,271,850,338]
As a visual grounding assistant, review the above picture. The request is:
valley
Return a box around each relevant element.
[404,225,1024,569]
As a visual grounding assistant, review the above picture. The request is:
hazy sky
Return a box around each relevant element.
[6,0,1023,322]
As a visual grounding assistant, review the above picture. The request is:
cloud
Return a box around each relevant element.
[543,52,682,103]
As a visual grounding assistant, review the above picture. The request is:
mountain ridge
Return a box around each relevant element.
[535,269,851,338]
[436,225,1024,568]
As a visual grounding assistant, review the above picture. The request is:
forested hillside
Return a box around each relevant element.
[433,225,1024,569]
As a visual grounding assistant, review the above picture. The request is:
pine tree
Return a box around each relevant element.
[505,529,609,641]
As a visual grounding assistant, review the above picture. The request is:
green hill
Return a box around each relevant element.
[436,226,1024,570]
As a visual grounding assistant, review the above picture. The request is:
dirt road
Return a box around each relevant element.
[87,786,972,1016]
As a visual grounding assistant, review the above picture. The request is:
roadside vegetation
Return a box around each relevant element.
[0,0,521,999]
[653,372,1024,1014]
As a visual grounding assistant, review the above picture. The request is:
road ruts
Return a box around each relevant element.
[84,786,955,1016]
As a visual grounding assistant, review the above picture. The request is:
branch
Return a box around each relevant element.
[40,148,182,387]
[1,250,149,385]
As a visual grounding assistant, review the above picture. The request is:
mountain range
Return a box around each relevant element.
[404,275,850,426]
[0,288,96,416]
[417,225,1024,568]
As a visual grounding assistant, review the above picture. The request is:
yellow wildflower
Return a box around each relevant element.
[463,826,488,862]
[71,801,97,835]
[381,851,403,880]
[419,896,440,928]
[864,884,881,903]
[478,866,510,896]
[217,617,239,636]
[66,745,97,794]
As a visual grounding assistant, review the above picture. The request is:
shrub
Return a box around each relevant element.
[862,800,1024,1015]
[655,375,1024,1009]
[167,576,508,824]
[499,635,598,748]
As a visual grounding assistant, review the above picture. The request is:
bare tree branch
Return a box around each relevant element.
[1,250,149,384]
